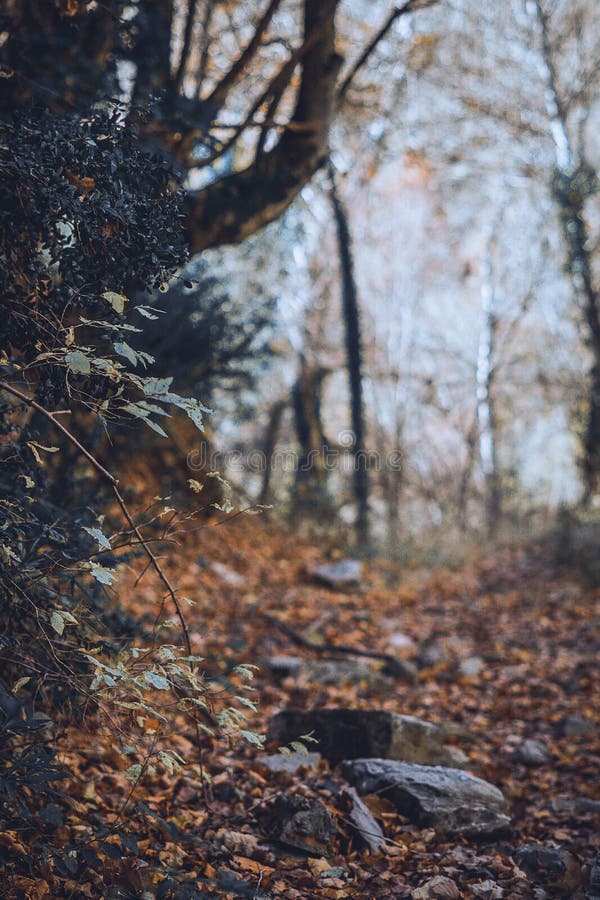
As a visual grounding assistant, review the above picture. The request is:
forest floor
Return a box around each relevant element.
[3,516,600,899]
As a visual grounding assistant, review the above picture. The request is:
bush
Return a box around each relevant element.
[0,103,202,822]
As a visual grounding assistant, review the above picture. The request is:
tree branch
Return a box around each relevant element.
[338,0,439,103]
[0,380,192,656]
[187,0,342,253]
[174,0,200,92]
[205,0,284,112]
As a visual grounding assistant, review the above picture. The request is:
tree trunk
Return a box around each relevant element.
[476,229,501,539]
[530,0,600,502]
[292,355,330,513]
[259,399,287,506]
[328,164,369,546]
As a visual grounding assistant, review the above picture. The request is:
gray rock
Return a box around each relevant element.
[342,758,510,837]
[258,751,321,774]
[412,876,460,898]
[209,561,246,587]
[557,715,595,738]
[340,786,386,853]
[309,559,363,590]
[471,881,504,898]
[266,656,304,677]
[551,796,600,815]
[272,794,337,855]
[590,852,600,896]
[266,656,392,690]
[389,632,416,652]
[514,844,582,894]
[267,709,466,767]
[459,656,485,678]
[514,739,552,766]
[302,658,390,689]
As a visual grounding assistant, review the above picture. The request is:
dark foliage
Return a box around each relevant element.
[0,102,187,822]
[139,266,275,401]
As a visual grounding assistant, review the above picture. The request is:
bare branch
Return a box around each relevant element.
[174,0,200,92]
[205,0,284,112]
[0,379,192,657]
[187,0,342,252]
[196,0,218,89]
[196,24,325,170]
[338,0,439,103]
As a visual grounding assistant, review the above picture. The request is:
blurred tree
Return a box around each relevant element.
[1,0,433,254]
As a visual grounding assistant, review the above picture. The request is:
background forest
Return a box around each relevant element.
[1,1,600,898]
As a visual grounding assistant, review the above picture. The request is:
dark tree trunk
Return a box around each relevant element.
[292,356,330,512]
[328,164,369,546]
[552,166,600,502]
[259,399,287,506]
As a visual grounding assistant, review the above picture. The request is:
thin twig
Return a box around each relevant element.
[0,379,192,656]
[338,0,439,102]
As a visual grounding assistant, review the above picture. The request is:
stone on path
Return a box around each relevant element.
[342,758,510,838]
[267,709,466,767]
[308,559,363,590]
[340,786,386,853]
[514,843,582,895]
[209,561,246,587]
[271,794,337,856]
[514,739,552,766]
[258,751,321,775]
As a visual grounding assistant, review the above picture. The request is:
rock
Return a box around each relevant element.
[551,796,600,815]
[266,656,393,689]
[459,656,485,678]
[340,786,386,853]
[471,880,504,898]
[388,632,416,652]
[514,739,552,766]
[342,759,510,837]
[258,751,321,775]
[266,656,304,677]
[514,844,582,894]
[419,640,447,668]
[271,795,337,856]
[267,709,466,767]
[209,561,246,587]
[556,715,595,738]
[444,746,470,768]
[412,875,460,899]
[303,658,384,687]
[589,852,600,896]
[308,559,363,590]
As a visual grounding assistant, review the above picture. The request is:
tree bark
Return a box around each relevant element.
[186,0,343,252]
[476,228,501,539]
[328,164,369,546]
[530,0,600,502]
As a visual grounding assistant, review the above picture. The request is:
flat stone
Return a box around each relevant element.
[340,786,386,853]
[267,709,466,767]
[342,759,510,837]
[272,794,337,856]
[514,739,552,766]
[258,751,321,775]
[309,559,363,590]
